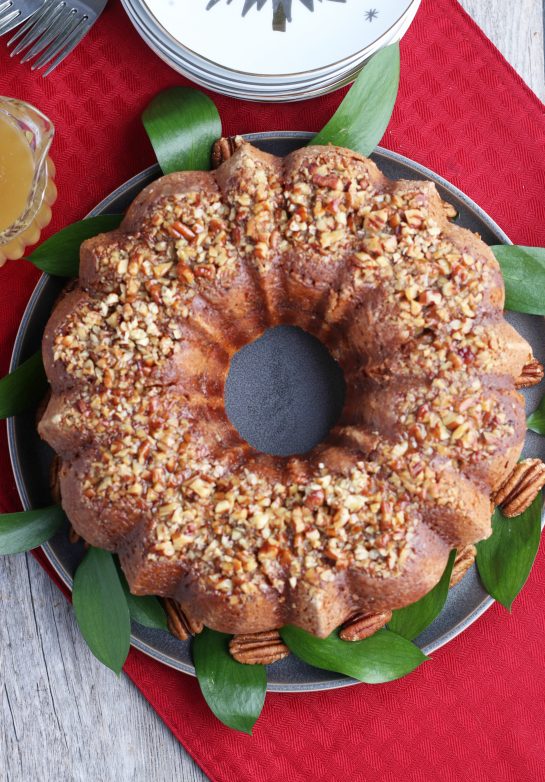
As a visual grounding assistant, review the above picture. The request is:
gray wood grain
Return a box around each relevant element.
[0,554,208,782]
[1,4,544,781]
[460,0,545,101]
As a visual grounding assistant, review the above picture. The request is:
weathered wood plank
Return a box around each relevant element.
[0,554,207,782]
[1,4,544,781]
[459,0,545,100]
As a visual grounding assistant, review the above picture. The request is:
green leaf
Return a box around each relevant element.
[193,628,266,734]
[527,392,545,435]
[389,549,457,640]
[72,547,131,674]
[26,215,123,277]
[491,245,545,315]
[476,497,543,610]
[310,43,400,156]
[0,505,65,554]
[117,566,168,631]
[142,87,222,175]
[0,351,48,420]
[280,626,427,684]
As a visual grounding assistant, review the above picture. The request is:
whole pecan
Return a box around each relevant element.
[339,609,392,641]
[49,454,62,505]
[36,390,52,428]
[442,200,458,221]
[449,544,477,588]
[515,358,544,389]
[229,630,289,665]
[67,525,81,545]
[211,136,243,169]
[493,458,545,518]
[164,599,204,641]
[51,456,90,547]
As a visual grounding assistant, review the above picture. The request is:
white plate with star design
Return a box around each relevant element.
[120,0,422,101]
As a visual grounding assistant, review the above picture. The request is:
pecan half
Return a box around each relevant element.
[339,609,392,641]
[211,136,243,169]
[442,200,458,221]
[515,358,544,389]
[49,454,62,505]
[449,544,476,588]
[51,456,89,547]
[229,630,289,665]
[36,390,51,428]
[493,458,545,518]
[164,599,204,640]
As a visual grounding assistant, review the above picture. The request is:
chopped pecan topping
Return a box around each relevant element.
[449,544,476,588]
[493,459,545,517]
[515,358,544,389]
[229,630,289,664]
[339,609,392,641]
[164,599,204,640]
[211,136,244,169]
[45,142,528,611]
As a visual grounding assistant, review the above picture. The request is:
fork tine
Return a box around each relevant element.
[7,0,53,43]
[1,0,50,37]
[40,16,90,75]
[1,11,44,37]
[20,7,75,62]
[30,16,80,68]
[0,10,19,33]
[7,0,56,45]
[9,0,65,54]
[29,9,80,65]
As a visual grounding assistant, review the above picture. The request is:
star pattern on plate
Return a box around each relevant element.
[365,8,378,22]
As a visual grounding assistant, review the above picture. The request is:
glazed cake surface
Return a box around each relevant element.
[39,142,532,637]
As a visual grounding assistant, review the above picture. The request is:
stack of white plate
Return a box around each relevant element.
[121,0,421,102]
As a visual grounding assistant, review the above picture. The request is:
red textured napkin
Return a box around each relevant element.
[1,1,545,779]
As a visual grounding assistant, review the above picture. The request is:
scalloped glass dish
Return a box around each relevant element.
[0,97,56,266]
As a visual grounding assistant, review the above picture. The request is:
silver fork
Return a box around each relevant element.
[7,0,107,76]
[0,0,42,36]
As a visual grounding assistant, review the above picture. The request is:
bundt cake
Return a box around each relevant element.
[38,142,533,638]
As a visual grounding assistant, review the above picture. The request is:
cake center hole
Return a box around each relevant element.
[225,326,346,457]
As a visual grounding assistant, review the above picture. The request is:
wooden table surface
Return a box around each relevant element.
[1,2,544,781]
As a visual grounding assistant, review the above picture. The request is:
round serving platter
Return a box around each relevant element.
[8,132,545,692]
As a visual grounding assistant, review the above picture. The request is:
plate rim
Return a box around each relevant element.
[119,1,421,101]
[7,132,523,693]
[121,0,421,83]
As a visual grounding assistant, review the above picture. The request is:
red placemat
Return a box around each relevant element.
[1,1,545,779]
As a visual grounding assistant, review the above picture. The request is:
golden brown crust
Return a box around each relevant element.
[38,142,531,638]
[122,171,218,235]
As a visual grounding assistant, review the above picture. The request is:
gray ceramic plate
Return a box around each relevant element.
[8,132,545,692]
